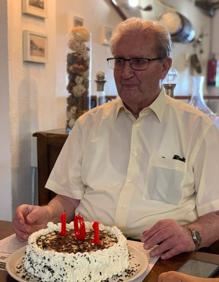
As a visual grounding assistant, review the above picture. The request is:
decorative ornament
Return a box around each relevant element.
[66,26,90,132]
[95,71,106,105]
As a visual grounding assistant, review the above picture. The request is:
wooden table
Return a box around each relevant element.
[1,221,219,282]
[0,221,14,282]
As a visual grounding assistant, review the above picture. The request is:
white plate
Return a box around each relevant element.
[6,242,148,282]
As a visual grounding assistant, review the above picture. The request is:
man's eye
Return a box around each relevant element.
[115,58,124,64]
[132,59,147,65]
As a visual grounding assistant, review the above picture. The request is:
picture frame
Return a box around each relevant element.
[23,30,47,63]
[100,26,113,46]
[73,16,84,27]
[22,0,47,18]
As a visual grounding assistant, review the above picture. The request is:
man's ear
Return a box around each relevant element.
[160,57,172,79]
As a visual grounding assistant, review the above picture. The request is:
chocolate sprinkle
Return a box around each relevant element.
[36,229,118,253]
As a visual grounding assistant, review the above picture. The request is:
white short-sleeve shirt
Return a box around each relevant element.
[46,89,219,239]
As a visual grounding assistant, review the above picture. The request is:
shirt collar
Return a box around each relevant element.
[114,88,167,122]
[148,88,166,122]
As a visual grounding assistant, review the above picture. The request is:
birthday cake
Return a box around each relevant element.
[23,221,129,282]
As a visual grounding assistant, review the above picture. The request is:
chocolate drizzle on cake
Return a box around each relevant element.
[36,229,118,253]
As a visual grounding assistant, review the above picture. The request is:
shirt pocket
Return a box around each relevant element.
[146,156,185,205]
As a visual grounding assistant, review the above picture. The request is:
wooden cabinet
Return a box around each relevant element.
[33,129,68,205]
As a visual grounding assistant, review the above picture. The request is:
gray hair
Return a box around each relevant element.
[110,17,172,58]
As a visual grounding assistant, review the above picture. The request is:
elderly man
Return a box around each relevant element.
[13,17,219,260]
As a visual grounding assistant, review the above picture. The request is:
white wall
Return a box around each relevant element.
[211,10,219,55]
[1,0,58,218]
[0,0,12,220]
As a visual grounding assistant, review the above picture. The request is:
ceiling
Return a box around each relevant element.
[109,0,219,18]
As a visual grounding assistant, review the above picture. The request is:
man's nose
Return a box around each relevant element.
[122,61,134,78]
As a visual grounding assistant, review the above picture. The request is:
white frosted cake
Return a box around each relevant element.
[23,221,129,282]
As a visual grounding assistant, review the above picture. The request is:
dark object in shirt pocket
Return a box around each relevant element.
[173,154,186,162]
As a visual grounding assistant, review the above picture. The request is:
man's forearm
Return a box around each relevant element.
[186,210,219,248]
[47,195,80,223]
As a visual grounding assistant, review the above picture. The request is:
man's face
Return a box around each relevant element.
[113,32,172,114]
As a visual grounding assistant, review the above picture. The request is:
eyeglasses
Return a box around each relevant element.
[107,57,165,71]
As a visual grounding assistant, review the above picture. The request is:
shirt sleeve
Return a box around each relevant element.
[45,120,85,199]
[194,124,219,215]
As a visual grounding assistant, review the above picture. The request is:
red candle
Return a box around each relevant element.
[92,221,101,245]
[74,215,86,240]
[60,212,67,236]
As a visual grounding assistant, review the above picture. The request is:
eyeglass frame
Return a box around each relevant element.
[106,56,165,71]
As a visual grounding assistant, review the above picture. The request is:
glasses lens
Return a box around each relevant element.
[114,58,125,68]
[131,58,149,70]
[108,58,125,69]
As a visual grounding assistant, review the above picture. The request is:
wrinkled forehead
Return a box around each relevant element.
[113,31,158,56]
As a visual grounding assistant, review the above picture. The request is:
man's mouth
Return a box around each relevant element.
[122,84,138,88]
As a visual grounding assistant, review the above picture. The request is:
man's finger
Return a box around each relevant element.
[150,236,174,257]
[15,205,33,224]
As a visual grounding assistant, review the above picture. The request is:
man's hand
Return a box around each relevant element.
[13,204,52,241]
[13,195,80,241]
[141,219,195,259]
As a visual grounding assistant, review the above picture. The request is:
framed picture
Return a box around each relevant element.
[100,26,113,46]
[23,30,47,63]
[22,0,47,18]
[73,16,84,27]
